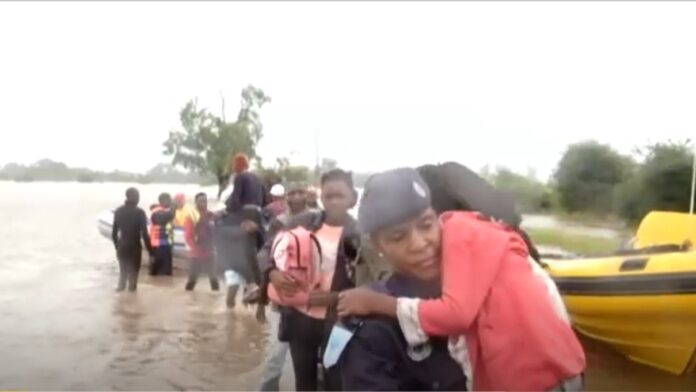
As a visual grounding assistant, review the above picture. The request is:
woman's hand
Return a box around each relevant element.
[337,288,397,318]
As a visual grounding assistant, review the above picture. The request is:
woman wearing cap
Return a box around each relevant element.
[336,167,585,391]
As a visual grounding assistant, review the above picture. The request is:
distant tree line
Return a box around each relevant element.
[0,159,216,185]
[13,83,686,226]
[162,85,696,225]
[553,140,695,225]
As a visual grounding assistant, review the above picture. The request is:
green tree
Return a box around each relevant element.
[490,167,554,213]
[615,141,694,224]
[163,85,271,197]
[553,141,633,214]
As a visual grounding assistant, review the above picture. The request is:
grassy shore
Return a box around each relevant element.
[526,227,623,256]
[552,212,628,230]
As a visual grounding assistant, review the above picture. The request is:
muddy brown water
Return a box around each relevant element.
[0,182,694,390]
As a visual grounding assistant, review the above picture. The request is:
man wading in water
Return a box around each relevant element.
[184,192,220,291]
[111,187,153,292]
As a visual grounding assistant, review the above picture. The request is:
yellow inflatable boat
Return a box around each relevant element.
[544,211,696,375]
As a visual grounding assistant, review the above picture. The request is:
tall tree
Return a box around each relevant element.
[553,141,633,214]
[163,85,271,197]
[491,167,554,213]
[614,141,694,223]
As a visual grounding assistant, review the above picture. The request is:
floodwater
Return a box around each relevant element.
[0,181,695,391]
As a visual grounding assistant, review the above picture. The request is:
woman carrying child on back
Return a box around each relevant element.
[337,167,585,391]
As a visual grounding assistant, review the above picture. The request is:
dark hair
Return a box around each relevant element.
[158,192,171,204]
[195,192,207,201]
[125,187,139,198]
[416,164,461,214]
[320,168,355,189]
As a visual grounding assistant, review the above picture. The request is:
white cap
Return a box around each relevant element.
[270,184,286,197]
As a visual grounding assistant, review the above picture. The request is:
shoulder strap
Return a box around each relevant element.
[287,230,301,268]
[309,232,323,266]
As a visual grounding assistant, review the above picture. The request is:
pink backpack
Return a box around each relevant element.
[267,226,323,309]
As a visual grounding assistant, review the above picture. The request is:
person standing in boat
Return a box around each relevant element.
[184,192,220,291]
[150,193,175,276]
[111,187,153,292]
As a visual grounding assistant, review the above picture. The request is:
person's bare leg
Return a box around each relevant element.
[224,269,245,309]
[227,284,239,308]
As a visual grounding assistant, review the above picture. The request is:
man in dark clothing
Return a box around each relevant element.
[112,187,153,292]
[339,277,468,391]
[226,153,267,213]
[149,193,175,276]
[184,192,220,291]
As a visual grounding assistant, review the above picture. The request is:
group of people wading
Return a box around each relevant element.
[111,157,587,391]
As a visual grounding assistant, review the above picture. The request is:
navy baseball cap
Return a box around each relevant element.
[358,167,432,234]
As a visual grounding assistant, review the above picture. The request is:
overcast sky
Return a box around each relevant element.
[1,1,695,181]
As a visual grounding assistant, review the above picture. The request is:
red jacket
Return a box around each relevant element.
[183,211,215,259]
[418,212,585,391]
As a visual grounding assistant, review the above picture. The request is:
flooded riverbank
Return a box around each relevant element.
[0,181,694,390]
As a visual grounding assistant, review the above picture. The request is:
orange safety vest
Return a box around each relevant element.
[150,206,174,247]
